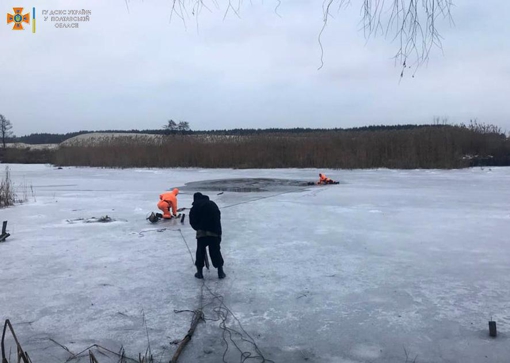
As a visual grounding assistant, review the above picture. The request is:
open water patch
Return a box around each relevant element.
[180,178,314,193]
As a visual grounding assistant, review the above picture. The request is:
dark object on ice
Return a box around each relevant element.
[97,215,112,223]
[306,181,340,185]
[489,320,497,337]
[147,212,183,224]
[148,212,161,223]
[0,221,10,242]
[67,216,118,224]
[80,216,113,223]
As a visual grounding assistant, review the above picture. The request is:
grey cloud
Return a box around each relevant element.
[0,0,509,135]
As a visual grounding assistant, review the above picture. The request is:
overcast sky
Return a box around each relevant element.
[1,0,509,135]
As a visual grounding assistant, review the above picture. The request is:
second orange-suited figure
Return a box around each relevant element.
[318,173,337,185]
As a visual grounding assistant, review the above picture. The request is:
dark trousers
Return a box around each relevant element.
[195,236,224,269]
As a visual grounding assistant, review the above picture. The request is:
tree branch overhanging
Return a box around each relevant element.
[167,0,454,75]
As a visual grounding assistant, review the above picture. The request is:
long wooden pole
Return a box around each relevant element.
[170,310,204,363]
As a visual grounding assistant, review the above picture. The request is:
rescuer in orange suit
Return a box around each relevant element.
[157,188,179,219]
[318,173,335,185]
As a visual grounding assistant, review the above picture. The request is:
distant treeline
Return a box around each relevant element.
[9,130,152,144]
[49,123,509,169]
[9,124,449,144]
[3,122,509,168]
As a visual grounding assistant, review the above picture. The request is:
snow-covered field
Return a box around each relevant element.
[5,143,58,150]
[60,133,162,146]
[1,164,509,363]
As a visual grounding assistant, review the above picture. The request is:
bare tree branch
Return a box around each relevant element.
[167,1,454,75]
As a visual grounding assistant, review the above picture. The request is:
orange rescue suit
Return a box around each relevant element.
[157,188,179,219]
[318,173,333,185]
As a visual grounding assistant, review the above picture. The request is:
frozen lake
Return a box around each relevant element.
[1,164,509,363]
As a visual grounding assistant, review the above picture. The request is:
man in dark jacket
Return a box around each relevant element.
[189,192,226,279]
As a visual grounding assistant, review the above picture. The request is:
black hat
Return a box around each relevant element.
[194,192,210,203]
[193,192,203,202]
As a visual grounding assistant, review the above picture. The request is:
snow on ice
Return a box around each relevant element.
[1,164,509,362]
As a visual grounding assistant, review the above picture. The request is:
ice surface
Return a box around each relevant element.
[1,164,509,362]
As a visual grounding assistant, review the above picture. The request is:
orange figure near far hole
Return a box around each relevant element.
[318,173,335,185]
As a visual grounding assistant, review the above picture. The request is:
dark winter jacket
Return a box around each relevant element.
[189,193,222,239]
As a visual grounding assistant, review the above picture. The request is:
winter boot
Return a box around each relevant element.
[217,266,226,279]
[195,267,204,279]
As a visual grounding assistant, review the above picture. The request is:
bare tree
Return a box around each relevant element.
[164,119,178,135]
[177,121,190,132]
[0,114,13,149]
[165,0,454,75]
[433,116,449,125]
